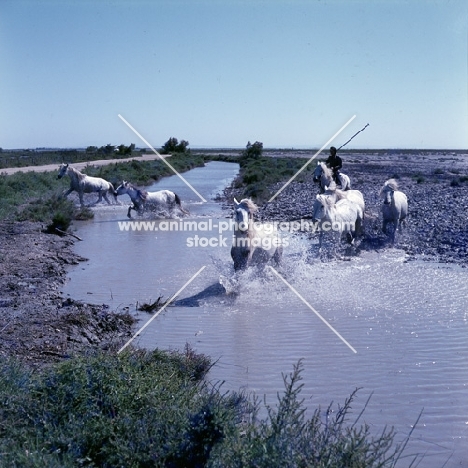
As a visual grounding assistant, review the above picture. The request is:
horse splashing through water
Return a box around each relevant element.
[312,193,360,256]
[230,198,283,271]
[313,161,351,192]
[318,182,365,236]
[114,181,189,218]
[57,163,116,207]
[379,178,408,243]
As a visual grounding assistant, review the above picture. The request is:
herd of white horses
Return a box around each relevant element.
[57,162,408,271]
[57,163,188,218]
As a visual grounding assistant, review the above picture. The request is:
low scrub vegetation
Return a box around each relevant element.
[0,353,416,467]
[85,153,205,187]
[0,147,140,169]
[0,154,207,223]
[234,154,314,202]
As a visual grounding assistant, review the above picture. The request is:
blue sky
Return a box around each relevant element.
[1,0,467,149]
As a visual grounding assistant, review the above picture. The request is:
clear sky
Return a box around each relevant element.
[1,0,467,150]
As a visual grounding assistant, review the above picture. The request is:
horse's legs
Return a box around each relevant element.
[346,230,355,245]
[317,230,324,255]
[102,191,112,205]
[272,245,283,266]
[127,205,133,219]
[95,191,103,205]
[62,188,74,199]
[398,217,406,232]
[78,191,86,208]
[355,216,363,238]
[382,219,388,235]
[233,253,248,271]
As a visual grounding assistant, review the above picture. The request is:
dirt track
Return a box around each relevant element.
[0,152,169,175]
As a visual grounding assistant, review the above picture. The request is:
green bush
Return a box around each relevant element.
[234,156,312,202]
[241,141,263,160]
[15,193,74,224]
[0,355,417,467]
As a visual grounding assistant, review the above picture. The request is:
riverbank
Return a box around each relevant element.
[0,222,135,366]
[0,151,462,465]
[2,150,468,365]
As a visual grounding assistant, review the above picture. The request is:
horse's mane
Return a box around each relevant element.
[319,161,333,179]
[323,181,337,193]
[317,194,334,208]
[137,189,148,201]
[67,165,86,181]
[334,188,348,201]
[123,182,147,201]
[238,198,258,213]
[380,178,399,195]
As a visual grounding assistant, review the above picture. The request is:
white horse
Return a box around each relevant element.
[313,161,351,192]
[321,182,365,235]
[115,181,189,218]
[379,179,408,243]
[57,163,116,207]
[312,194,360,255]
[230,198,283,271]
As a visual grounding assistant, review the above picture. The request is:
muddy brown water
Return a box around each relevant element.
[63,161,468,467]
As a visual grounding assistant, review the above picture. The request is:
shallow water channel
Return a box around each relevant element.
[63,161,468,467]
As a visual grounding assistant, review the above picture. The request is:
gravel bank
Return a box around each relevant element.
[0,222,135,366]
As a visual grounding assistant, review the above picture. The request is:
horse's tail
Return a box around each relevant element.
[108,182,118,202]
[174,193,189,215]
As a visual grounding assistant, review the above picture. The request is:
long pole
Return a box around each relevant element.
[337,123,369,151]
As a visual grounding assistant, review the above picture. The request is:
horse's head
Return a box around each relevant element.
[57,163,69,179]
[234,198,257,231]
[380,179,398,205]
[312,163,323,182]
[115,180,129,196]
[312,194,332,222]
[381,188,394,205]
[313,163,333,189]
[323,181,337,193]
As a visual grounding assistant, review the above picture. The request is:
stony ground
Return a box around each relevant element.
[0,222,135,366]
[226,151,468,264]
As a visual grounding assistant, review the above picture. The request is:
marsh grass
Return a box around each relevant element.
[86,153,206,187]
[0,355,418,467]
[235,156,313,202]
[450,175,468,187]
[0,149,143,169]
[0,154,207,222]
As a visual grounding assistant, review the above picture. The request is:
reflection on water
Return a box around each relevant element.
[63,161,468,468]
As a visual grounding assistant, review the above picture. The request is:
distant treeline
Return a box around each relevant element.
[0,138,195,169]
[2,146,466,170]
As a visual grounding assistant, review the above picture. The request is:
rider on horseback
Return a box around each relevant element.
[325,146,342,185]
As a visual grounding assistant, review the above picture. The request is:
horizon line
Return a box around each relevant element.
[2,146,468,152]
